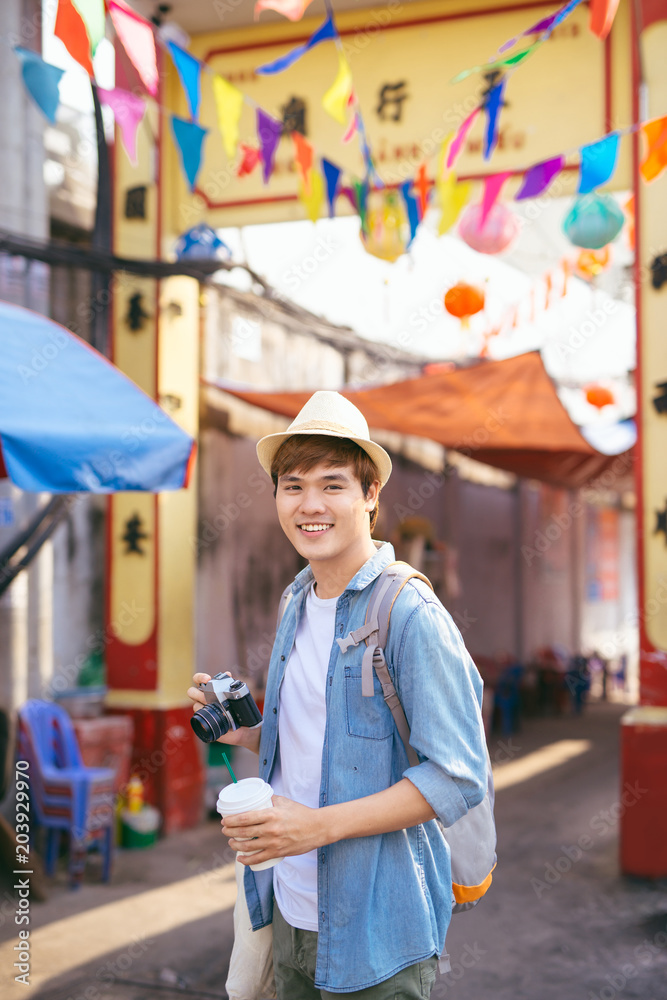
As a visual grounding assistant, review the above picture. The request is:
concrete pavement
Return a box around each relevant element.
[1,702,666,1000]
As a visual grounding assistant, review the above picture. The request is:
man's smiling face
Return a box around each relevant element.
[275,461,379,578]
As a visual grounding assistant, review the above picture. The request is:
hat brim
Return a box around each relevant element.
[256,428,392,487]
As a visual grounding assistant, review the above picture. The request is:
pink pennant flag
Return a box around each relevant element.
[481,171,512,227]
[254,0,314,20]
[108,0,158,97]
[343,112,359,144]
[97,86,146,165]
[447,107,481,170]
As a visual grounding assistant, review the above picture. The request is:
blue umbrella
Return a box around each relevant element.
[0,301,195,492]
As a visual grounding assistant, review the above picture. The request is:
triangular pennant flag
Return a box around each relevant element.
[97,86,146,165]
[483,78,507,160]
[170,116,208,190]
[578,132,620,193]
[437,172,471,235]
[256,109,283,184]
[353,178,370,234]
[167,41,201,121]
[255,16,336,75]
[447,107,480,170]
[589,0,620,40]
[412,162,431,219]
[292,132,314,192]
[255,0,314,21]
[54,0,94,76]
[322,50,353,125]
[108,0,158,97]
[298,164,325,222]
[72,0,106,53]
[357,117,382,189]
[515,155,564,200]
[499,0,583,51]
[343,112,359,144]
[213,76,244,160]
[322,159,342,217]
[14,47,64,123]
[400,180,420,246]
[640,116,667,183]
[451,40,540,84]
[237,144,262,177]
[481,171,512,226]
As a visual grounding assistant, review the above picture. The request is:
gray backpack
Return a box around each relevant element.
[279,561,497,928]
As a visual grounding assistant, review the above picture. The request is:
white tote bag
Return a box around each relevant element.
[226,861,276,1000]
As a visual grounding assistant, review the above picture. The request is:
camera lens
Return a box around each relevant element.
[190,703,231,743]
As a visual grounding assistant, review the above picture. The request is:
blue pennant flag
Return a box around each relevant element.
[167,41,202,121]
[578,133,620,194]
[483,78,506,161]
[14,47,64,124]
[322,159,342,217]
[170,116,208,191]
[400,181,420,247]
[256,16,336,75]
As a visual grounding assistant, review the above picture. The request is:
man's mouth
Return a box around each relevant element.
[298,523,333,534]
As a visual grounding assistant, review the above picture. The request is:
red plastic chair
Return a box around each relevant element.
[17,700,115,887]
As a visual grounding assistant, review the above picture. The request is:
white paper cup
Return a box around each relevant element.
[216,777,283,872]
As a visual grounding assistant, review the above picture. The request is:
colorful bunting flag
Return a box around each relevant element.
[14,47,64,123]
[255,16,336,75]
[108,0,158,97]
[589,0,620,40]
[167,41,201,121]
[322,50,353,125]
[483,78,507,160]
[400,180,420,246]
[515,155,564,200]
[343,112,359,144]
[499,0,583,52]
[237,144,262,178]
[481,172,512,226]
[292,132,314,193]
[437,172,471,235]
[447,107,480,170]
[255,0,314,21]
[213,76,244,160]
[322,159,342,218]
[413,162,431,219]
[97,86,146,165]
[54,0,94,76]
[353,178,370,234]
[256,109,283,184]
[451,40,541,84]
[72,0,106,53]
[170,116,208,190]
[640,116,667,183]
[298,164,325,222]
[578,132,620,193]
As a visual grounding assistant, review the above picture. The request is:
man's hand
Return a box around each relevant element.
[222,795,324,865]
[186,672,261,755]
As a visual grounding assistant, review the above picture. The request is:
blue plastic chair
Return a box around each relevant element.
[17,699,116,887]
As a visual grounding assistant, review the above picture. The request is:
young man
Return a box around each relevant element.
[188,391,488,999]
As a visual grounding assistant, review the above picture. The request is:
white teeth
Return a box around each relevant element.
[299,524,332,532]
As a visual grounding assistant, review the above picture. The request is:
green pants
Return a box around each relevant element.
[272,904,438,1000]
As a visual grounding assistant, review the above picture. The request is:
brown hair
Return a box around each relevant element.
[271,434,381,532]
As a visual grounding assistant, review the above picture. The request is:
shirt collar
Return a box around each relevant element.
[290,540,395,596]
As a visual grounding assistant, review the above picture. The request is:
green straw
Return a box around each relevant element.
[221,750,237,783]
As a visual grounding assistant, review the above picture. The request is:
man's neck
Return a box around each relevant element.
[311,539,378,600]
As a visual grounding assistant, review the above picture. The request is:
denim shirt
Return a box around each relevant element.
[244,541,487,993]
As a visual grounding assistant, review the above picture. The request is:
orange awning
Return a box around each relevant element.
[216,351,632,490]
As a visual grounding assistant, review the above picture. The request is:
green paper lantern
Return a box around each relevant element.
[563,194,625,250]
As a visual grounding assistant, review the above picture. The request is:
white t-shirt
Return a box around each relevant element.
[272,583,337,931]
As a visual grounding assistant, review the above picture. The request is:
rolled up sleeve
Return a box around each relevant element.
[392,594,488,827]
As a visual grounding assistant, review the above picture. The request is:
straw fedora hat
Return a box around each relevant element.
[256,391,392,486]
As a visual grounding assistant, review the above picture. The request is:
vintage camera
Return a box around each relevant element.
[190,673,263,743]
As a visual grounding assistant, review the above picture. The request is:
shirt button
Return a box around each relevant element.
[280,655,285,661]
[273,707,277,714]
[263,759,267,765]
[338,624,344,633]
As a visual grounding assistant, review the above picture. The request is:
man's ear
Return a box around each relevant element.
[365,480,381,510]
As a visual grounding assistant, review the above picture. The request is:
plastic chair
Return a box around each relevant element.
[17,699,116,887]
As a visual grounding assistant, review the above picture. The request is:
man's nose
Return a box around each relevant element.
[299,488,326,513]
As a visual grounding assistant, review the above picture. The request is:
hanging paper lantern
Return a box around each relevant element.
[458,202,519,255]
[444,282,485,326]
[585,385,615,409]
[575,246,611,280]
[174,224,231,261]
[563,194,625,250]
[361,190,410,263]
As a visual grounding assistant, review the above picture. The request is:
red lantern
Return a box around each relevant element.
[444,282,485,327]
[585,385,615,409]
